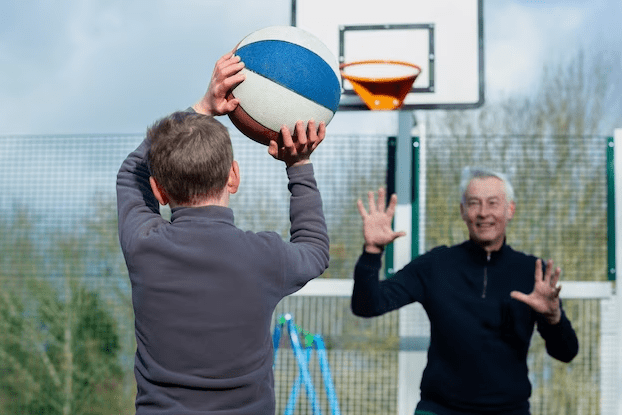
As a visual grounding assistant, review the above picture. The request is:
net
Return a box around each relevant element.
[0,131,613,414]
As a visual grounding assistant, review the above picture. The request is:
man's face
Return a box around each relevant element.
[460,176,515,252]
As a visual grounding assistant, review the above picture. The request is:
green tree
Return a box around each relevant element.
[0,203,133,414]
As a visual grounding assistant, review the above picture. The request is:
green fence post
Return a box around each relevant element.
[607,136,615,281]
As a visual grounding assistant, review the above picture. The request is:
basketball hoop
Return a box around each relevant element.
[340,60,422,110]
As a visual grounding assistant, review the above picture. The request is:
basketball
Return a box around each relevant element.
[227,26,341,145]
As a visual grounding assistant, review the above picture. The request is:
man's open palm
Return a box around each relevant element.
[510,259,562,325]
[357,188,406,254]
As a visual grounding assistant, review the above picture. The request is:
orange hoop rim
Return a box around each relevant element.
[339,60,422,82]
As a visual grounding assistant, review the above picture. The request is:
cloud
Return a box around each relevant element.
[485,1,595,99]
[0,0,619,134]
[0,0,291,135]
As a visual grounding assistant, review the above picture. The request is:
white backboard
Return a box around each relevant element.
[292,0,484,110]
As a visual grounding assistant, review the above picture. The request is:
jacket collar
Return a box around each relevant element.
[170,205,234,224]
[463,238,508,263]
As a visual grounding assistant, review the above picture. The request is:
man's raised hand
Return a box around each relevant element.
[357,188,406,254]
[510,259,562,325]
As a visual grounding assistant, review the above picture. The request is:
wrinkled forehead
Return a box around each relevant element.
[464,176,508,200]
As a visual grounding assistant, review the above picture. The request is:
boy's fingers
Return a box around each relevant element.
[268,139,279,159]
[295,121,307,146]
[306,120,317,139]
[281,125,294,149]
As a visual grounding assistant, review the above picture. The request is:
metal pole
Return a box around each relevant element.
[395,110,427,415]
[614,129,622,414]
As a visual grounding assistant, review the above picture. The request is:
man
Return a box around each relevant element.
[117,53,329,414]
[351,167,578,415]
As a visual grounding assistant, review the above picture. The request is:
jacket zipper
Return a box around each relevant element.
[482,253,491,298]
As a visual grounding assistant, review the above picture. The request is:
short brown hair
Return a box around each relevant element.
[148,112,233,205]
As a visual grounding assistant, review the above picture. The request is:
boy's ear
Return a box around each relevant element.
[227,161,240,195]
[149,176,170,205]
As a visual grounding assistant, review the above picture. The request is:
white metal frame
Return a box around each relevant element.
[293,279,617,414]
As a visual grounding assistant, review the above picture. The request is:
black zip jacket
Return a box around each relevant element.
[352,240,578,414]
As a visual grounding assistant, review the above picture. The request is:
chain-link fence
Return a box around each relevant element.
[0,131,611,414]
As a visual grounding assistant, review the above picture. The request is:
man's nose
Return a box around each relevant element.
[477,203,490,217]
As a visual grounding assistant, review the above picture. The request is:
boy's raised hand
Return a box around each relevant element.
[269,120,326,167]
[193,52,246,116]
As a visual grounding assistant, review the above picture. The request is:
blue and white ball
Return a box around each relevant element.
[228,26,341,145]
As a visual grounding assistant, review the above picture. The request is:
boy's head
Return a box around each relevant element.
[148,112,237,206]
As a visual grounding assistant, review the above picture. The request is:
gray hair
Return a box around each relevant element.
[460,166,515,204]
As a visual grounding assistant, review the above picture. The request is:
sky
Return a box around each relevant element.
[0,0,620,136]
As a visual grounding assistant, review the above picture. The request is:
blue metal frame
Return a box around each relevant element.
[273,314,341,415]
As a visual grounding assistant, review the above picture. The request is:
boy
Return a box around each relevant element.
[116,53,330,414]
